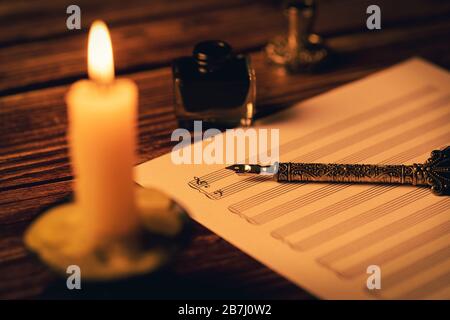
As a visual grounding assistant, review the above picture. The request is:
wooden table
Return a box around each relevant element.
[1,0,449,299]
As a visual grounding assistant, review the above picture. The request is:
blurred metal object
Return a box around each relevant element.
[266,0,331,72]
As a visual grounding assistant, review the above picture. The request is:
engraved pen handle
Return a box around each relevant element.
[276,146,450,196]
[277,163,425,185]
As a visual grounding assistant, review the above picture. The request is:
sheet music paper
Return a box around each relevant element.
[135,58,450,299]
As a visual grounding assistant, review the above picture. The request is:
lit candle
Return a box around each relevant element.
[66,21,138,242]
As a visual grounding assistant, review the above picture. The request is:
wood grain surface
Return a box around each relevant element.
[0,0,449,299]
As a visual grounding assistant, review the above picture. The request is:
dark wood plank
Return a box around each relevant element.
[2,0,450,95]
[0,0,254,46]
[0,2,284,94]
[1,0,448,46]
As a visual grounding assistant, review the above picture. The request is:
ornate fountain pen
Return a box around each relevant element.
[226,147,450,196]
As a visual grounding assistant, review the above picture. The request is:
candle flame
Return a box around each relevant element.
[88,20,114,84]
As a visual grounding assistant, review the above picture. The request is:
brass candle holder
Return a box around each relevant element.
[25,186,191,281]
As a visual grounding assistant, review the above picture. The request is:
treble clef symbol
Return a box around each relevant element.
[193,177,209,188]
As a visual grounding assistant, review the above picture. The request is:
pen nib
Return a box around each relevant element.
[226,164,262,174]
[227,163,279,175]
[225,165,240,172]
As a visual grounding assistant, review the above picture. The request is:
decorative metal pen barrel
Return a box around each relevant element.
[227,147,450,196]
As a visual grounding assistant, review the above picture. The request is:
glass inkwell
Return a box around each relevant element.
[172,40,256,129]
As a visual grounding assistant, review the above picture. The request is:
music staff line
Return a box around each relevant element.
[290,188,430,251]
[337,221,450,278]
[365,242,450,299]
[400,270,450,300]
[318,199,450,266]
[369,266,450,299]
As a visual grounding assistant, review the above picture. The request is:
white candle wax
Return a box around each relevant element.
[66,21,139,242]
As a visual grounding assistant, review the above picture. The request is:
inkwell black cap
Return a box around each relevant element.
[193,40,232,72]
